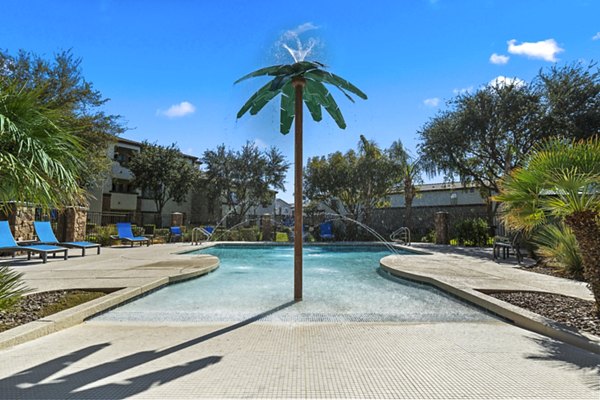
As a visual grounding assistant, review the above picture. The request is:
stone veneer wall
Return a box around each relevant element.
[0,203,36,241]
[57,207,88,242]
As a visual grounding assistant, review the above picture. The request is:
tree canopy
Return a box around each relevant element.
[201,142,289,223]
[0,49,125,190]
[128,141,201,220]
[304,135,406,224]
[418,63,600,200]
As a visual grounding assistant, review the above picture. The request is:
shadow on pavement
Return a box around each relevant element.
[527,335,600,390]
[0,301,295,399]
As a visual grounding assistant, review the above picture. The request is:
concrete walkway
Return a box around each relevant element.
[381,243,599,355]
[0,242,598,399]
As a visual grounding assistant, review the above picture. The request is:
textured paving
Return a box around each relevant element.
[0,320,598,399]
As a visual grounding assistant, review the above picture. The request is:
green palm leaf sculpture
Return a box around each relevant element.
[236,60,366,301]
[236,61,367,134]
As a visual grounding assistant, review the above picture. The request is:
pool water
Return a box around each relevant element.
[94,245,495,323]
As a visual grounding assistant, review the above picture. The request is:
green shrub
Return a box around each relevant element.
[87,225,116,246]
[132,225,145,237]
[0,266,29,311]
[420,230,436,243]
[239,227,259,241]
[86,223,97,235]
[533,222,583,279]
[453,218,489,247]
[182,228,194,242]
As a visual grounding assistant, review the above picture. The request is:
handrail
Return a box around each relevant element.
[390,227,411,245]
[192,227,213,245]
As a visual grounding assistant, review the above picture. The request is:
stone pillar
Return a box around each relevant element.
[435,211,449,245]
[1,203,36,241]
[171,212,183,227]
[261,213,273,241]
[57,207,88,242]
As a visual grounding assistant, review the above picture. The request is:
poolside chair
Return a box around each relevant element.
[114,222,151,247]
[0,221,68,263]
[169,226,183,242]
[319,221,335,240]
[33,221,101,256]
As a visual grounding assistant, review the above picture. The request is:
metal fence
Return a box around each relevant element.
[87,211,185,228]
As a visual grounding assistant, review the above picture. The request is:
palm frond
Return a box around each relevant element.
[280,83,295,134]
[305,69,368,100]
[234,65,293,84]
[304,79,346,129]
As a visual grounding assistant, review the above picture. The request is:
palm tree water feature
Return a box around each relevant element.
[236,48,367,301]
[319,212,403,255]
[93,245,495,324]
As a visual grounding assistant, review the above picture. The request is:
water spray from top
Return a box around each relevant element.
[276,22,321,63]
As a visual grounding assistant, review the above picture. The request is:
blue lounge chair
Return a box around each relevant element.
[34,221,100,256]
[0,221,68,263]
[169,226,183,242]
[115,222,151,247]
[319,221,335,240]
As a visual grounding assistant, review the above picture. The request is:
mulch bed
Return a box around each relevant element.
[489,291,599,337]
[0,290,105,333]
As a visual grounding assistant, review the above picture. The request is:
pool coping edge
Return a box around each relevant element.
[379,259,600,355]
[0,260,219,350]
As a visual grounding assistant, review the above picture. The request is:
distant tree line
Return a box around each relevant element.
[418,63,600,220]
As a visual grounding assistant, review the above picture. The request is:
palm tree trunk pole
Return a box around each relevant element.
[292,77,305,302]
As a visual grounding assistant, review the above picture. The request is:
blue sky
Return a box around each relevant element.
[3,0,599,202]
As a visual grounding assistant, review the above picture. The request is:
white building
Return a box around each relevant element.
[388,182,488,208]
[87,137,200,225]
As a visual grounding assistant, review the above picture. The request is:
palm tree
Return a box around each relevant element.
[388,140,422,231]
[495,137,600,313]
[236,61,367,300]
[0,86,84,210]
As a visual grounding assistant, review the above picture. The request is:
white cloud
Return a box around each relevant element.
[489,53,510,65]
[158,101,196,118]
[285,22,318,38]
[489,76,526,88]
[452,86,473,95]
[507,39,564,62]
[423,97,440,107]
[253,138,268,149]
[593,32,600,41]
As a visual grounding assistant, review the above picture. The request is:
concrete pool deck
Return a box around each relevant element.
[0,242,598,399]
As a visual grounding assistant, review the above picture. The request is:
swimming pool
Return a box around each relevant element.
[94,244,494,323]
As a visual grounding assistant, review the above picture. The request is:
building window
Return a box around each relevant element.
[114,146,138,168]
[111,179,137,194]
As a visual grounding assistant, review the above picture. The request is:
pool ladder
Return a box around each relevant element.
[191,227,212,245]
[390,227,411,245]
